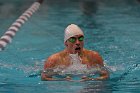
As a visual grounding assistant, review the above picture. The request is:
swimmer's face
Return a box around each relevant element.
[65,34,84,54]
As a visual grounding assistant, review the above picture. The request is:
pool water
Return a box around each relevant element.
[0,0,140,93]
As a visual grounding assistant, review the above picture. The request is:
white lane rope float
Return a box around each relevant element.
[0,0,44,51]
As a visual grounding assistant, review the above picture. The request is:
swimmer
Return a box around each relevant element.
[41,24,109,81]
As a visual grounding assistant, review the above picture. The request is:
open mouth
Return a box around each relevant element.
[75,47,81,51]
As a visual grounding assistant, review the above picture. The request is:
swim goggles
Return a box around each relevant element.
[68,36,84,43]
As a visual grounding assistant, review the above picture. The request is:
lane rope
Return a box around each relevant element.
[0,0,44,51]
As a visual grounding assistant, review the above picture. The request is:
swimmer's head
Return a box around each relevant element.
[64,24,84,54]
[64,24,84,43]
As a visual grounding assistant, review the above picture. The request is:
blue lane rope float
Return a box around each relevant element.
[0,0,44,51]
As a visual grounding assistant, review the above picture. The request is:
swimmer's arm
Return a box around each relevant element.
[41,56,72,81]
[41,56,58,81]
[92,51,109,80]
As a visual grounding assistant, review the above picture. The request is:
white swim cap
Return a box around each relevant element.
[64,24,84,42]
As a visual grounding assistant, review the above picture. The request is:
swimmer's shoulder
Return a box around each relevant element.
[84,49,104,66]
[48,50,66,60]
[83,48,99,56]
[84,49,103,61]
[45,52,62,66]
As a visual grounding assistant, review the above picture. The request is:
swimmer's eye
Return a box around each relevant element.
[68,36,84,43]
[78,36,84,41]
[68,37,76,43]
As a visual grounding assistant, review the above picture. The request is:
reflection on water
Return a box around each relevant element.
[80,81,112,93]
[79,0,98,28]
[80,0,98,16]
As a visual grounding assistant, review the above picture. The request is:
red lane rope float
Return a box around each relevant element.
[0,0,44,51]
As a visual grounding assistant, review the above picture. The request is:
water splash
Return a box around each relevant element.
[0,60,43,78]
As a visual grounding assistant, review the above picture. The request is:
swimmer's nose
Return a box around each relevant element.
[75,39,80,46]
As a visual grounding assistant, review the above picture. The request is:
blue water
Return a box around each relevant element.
[0,0,140,93]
